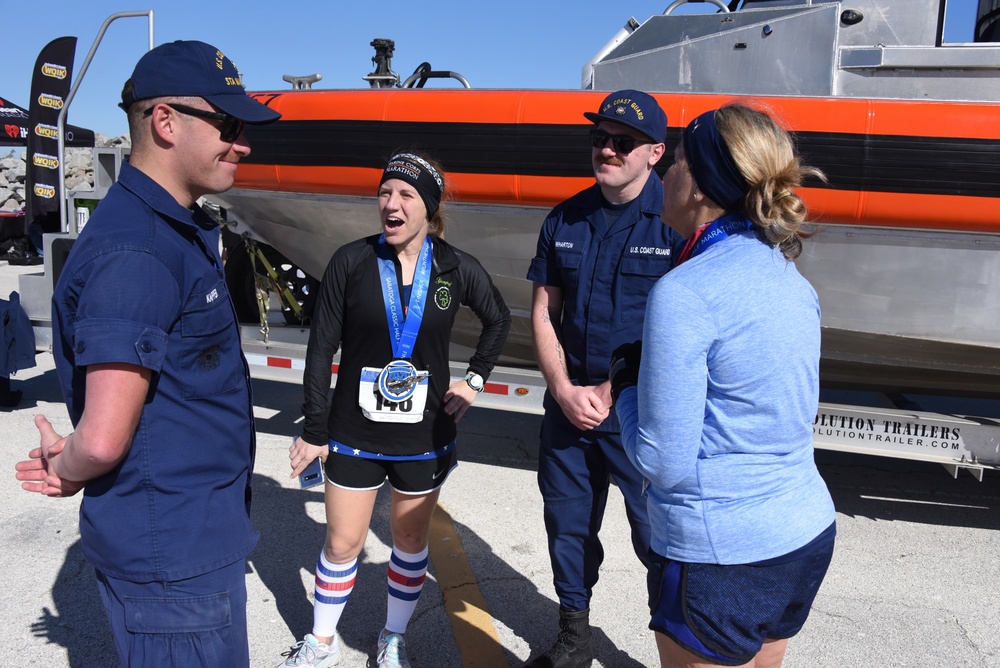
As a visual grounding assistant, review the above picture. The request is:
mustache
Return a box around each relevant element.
[597,156,624,168]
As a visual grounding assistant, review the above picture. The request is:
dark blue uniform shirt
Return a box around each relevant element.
[52,161,257,581]
[527,171,683,431]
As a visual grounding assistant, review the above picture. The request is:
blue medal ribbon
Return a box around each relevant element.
[376,234,433,359]
[677,214,753,264]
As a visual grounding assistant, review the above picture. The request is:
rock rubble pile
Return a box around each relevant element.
[0,133,130,211]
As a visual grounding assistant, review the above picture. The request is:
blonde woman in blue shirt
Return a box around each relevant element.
[612,104,836,668]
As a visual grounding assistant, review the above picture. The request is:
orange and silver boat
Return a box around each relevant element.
[210,0,1000,395]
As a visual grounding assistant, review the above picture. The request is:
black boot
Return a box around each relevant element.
[524,607,593,668]
[0,376,21,408]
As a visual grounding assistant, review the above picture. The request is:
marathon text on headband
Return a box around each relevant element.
[380,153,444,219]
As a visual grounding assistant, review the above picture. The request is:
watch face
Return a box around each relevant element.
[467,373,484,390]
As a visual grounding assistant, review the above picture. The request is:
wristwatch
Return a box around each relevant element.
[464,372,485,393]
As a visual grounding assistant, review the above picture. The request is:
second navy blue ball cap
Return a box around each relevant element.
[127,40,280,124]
[584,89,667,144]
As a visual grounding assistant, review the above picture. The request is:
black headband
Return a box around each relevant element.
[379,153,444,219]
[683,110,749,212]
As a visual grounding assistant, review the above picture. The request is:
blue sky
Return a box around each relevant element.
[5,0,980,140]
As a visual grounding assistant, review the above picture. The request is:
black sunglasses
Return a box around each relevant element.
[589,129,654,155]
[143,103,246,143]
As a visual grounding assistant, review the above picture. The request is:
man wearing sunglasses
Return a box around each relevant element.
[16,40,279,667]
[526,89,684,668]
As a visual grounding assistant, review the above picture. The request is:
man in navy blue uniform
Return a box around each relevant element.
[15,41,280,667]
[526,90,683,668]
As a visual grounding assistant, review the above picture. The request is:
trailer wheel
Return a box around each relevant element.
[224,241,317,326]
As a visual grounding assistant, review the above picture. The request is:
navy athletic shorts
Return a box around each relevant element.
[649,522,836,665]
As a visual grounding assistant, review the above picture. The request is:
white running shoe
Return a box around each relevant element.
[376,629,411,668]
[278,633,341,667]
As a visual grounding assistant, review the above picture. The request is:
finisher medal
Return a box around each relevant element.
[376,359,430,403]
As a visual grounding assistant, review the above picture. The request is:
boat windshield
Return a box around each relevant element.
[943,0,1000,43]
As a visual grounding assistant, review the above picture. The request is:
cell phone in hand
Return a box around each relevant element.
[298,457,325,489]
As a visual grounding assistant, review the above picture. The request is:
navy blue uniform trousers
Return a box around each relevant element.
[95,559,249,667]
[538,414,655,611]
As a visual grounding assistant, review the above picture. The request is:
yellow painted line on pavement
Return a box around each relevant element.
[428,501,507,667]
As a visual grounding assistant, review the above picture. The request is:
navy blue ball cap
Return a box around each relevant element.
[584,89,667,144]
[127,40,280,124]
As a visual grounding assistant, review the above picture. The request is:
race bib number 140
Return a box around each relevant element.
[358,364,427,423]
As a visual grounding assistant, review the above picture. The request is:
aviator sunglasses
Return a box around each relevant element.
[143,103,246,143]
[589,129,654,155]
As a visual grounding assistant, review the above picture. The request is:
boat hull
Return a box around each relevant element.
[212,185,1000,395]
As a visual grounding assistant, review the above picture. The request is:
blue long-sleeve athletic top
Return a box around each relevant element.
[617,228,835,564]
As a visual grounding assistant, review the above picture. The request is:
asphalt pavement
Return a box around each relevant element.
[3,260,1000,668]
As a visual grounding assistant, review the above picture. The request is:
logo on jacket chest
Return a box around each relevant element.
[434,277,453,311]
[198,345,222,370]
[629,245,671,256]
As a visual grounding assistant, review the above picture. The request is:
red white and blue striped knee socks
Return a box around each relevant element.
[385,545,429,634]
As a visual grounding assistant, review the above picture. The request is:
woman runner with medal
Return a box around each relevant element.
[610,104,836,668]
[278,152,510,668]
